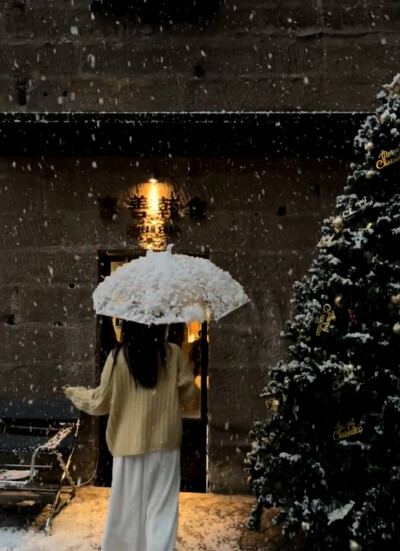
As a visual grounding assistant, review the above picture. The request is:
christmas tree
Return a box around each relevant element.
[246,76,400,550]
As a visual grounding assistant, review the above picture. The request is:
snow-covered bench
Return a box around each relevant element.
[0,399,80,533]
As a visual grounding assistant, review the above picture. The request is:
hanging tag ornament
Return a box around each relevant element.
[316,304,336,336]
[333,418,363,441]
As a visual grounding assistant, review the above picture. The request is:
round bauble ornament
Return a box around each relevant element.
[391,294,400,307]
[332,216,344,233]
[393,322,400,335]
[364,141,374,152]
[347,363,355,373]
[334,295,344,308]
[271,399,280,412]
[349,540,362,551]
[365,170,376,179]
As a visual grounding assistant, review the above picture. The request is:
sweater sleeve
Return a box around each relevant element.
[176,346,199,406]
[64,351,114,416]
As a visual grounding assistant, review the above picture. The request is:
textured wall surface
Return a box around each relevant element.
[0,0,399,112]
[0,154,347,490]
[0,0,384,491]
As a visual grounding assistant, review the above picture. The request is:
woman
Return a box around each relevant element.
[64,321,198,551]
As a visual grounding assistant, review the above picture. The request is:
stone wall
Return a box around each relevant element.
[0,0,383,492]
[0,0,399,112]
[0,154,347,490]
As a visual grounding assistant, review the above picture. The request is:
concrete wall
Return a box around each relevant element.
[0,0,400,112]
[0,0,386,491]
[0,154,347,490]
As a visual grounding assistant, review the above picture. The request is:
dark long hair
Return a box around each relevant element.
[112,321,167,388]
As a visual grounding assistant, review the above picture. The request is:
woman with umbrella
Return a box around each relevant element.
[64,247,249,550]
[64,320,198,551]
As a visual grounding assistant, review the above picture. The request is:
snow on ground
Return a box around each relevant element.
[0,487,255,551]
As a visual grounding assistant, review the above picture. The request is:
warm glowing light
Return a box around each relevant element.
[129,180,175,251]
[188,321,202,343]
[148,182,161,214]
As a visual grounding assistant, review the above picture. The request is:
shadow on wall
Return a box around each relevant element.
[91,0,221,24]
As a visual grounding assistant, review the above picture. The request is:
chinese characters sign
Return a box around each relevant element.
[127,181,179,250]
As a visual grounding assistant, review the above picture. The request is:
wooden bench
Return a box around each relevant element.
[0,398,80,533]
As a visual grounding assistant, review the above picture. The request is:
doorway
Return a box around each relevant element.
[96,250,209,492]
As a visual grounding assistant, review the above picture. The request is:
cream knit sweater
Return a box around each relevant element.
[65,342,198,457]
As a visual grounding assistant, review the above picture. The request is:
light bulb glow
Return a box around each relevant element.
[148,183,161,214]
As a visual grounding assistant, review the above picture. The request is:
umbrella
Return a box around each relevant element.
[93,246,250,325]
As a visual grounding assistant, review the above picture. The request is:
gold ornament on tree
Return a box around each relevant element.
[390,294,400,307]
[316,304,336,336]
[364,142,374,152]
[333,418,363,441]
[393,323,400,335]
[349,540,363,551]
[365,169,377,179]
[357,222,373,233]
[265,397,280,411]
[334,295,344,308]
[332,216,344,233]
[270,398,280,412]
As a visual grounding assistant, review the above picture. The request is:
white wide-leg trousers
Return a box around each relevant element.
[101,449,180,551]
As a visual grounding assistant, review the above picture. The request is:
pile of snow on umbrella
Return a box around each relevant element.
[93,247,250,325]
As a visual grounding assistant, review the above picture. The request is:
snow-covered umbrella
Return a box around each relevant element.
[93,246,250,325]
